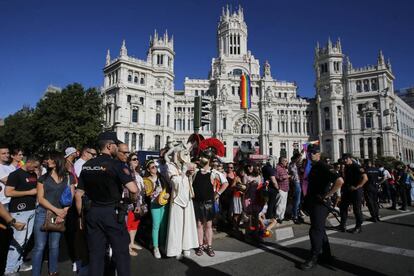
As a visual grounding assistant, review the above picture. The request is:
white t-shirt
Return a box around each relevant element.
[383,169,392,180]
[0,164,15,204]
[74,158,87,177]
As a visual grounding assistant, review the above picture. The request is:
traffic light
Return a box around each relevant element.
[194,96,211,132]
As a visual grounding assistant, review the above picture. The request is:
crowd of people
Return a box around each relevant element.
[0,134,413,275]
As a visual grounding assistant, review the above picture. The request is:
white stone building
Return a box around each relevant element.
[315,39,414,163]
[102,5,414,163]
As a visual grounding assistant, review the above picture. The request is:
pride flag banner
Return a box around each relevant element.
[240,74,251,109]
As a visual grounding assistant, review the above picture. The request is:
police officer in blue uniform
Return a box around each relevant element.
[364,160,381,222]
[338,154,368,233]
[300,145,344,270]
[76,132,138,276]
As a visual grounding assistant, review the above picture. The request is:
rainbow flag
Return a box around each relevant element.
[240,74,251,109]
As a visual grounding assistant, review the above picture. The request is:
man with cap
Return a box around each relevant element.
[64,147,78,175]
[75,131,138,276]
[337,153,368,233]
[300,144,344,270]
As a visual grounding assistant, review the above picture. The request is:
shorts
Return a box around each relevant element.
[193,200,215,222]
[126,210,140,231]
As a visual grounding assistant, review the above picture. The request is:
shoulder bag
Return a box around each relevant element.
[41,210,66,232]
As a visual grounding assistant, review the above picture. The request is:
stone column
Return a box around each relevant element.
[364,138,369,159]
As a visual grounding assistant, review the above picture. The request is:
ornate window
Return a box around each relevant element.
[356,80,362,92]
[233,69,243,76]
[156,113,161,126]
[363,79,370,92]
[154,135,161,151]
[241,124,251,134]
[131,133,137,151]
[124,132,129,147]
[132,109,138,123]
[139,134,144,150]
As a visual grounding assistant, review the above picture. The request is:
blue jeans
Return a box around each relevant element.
[5,209,35,274]
[292,181,302,218]
[32,207,62,276]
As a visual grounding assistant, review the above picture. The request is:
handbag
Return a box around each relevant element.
[134,203,149,219]
[59,175,73,207]
[41,210,66,232]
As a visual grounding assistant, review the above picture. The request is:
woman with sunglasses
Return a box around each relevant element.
[32,152,76,276]
[143,160,170,259]
[126,153,145,256]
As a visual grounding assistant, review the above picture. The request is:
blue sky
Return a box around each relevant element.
[1,0,413,118]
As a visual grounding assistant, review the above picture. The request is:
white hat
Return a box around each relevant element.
[64,147,77,158]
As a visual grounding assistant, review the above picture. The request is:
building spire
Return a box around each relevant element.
[327,37,332,50]
[106,49,111,66]
[315,41,320,56]
[120,39,127,57]
[378,49,385,65]
[336,37,342,52]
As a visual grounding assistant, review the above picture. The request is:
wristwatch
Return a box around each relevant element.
[7,218,16,228]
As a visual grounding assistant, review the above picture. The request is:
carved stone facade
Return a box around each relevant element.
[102,6,414,163]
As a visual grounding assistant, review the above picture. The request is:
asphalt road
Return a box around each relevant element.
[21,206,414,276]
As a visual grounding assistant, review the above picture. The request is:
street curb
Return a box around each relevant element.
[213,203,394,241]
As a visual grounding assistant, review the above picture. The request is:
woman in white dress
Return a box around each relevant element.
[165,146,198,258]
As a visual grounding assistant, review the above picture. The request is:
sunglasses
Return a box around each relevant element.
[149,165,158,169]
[87,151,97,157]
[119,151,131,155]
[131,158,138,161]
[228,167,234,169]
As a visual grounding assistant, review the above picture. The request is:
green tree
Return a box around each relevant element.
[33,83,104,151]
[0,106,36,153]
[0,83,104,154]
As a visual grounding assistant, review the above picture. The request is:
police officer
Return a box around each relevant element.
[338,154,368,233]
[364,160,381,222]
[300,145,344,270]
[75,132,138,276]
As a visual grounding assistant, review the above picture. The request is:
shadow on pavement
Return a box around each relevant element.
[382,220,414,228]
[262,245,389,276]
[179,257,231,276]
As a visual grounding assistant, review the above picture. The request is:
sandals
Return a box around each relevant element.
[195,245,204,256]
[129,245,138,256]
[205,245,215,257]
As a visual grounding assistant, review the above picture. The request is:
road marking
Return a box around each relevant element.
[190,249,264,267]
[363,211,371,217]
[329,237,414,258]
[275,227,294,241]
[328,217,340,227]
[188,211,414,267]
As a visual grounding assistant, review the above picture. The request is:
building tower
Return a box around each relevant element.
[217,5,248,58]
[315,38,346,160]
[147,30,174,74]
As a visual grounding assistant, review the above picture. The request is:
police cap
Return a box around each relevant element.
[97,131,123,145]
[308,144,320,154]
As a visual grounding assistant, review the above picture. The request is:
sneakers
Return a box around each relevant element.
[183,250,191,257]
[153,247,161,259]
[19,262,32,272]
[399,208,409,212]
[72,262,77,272]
